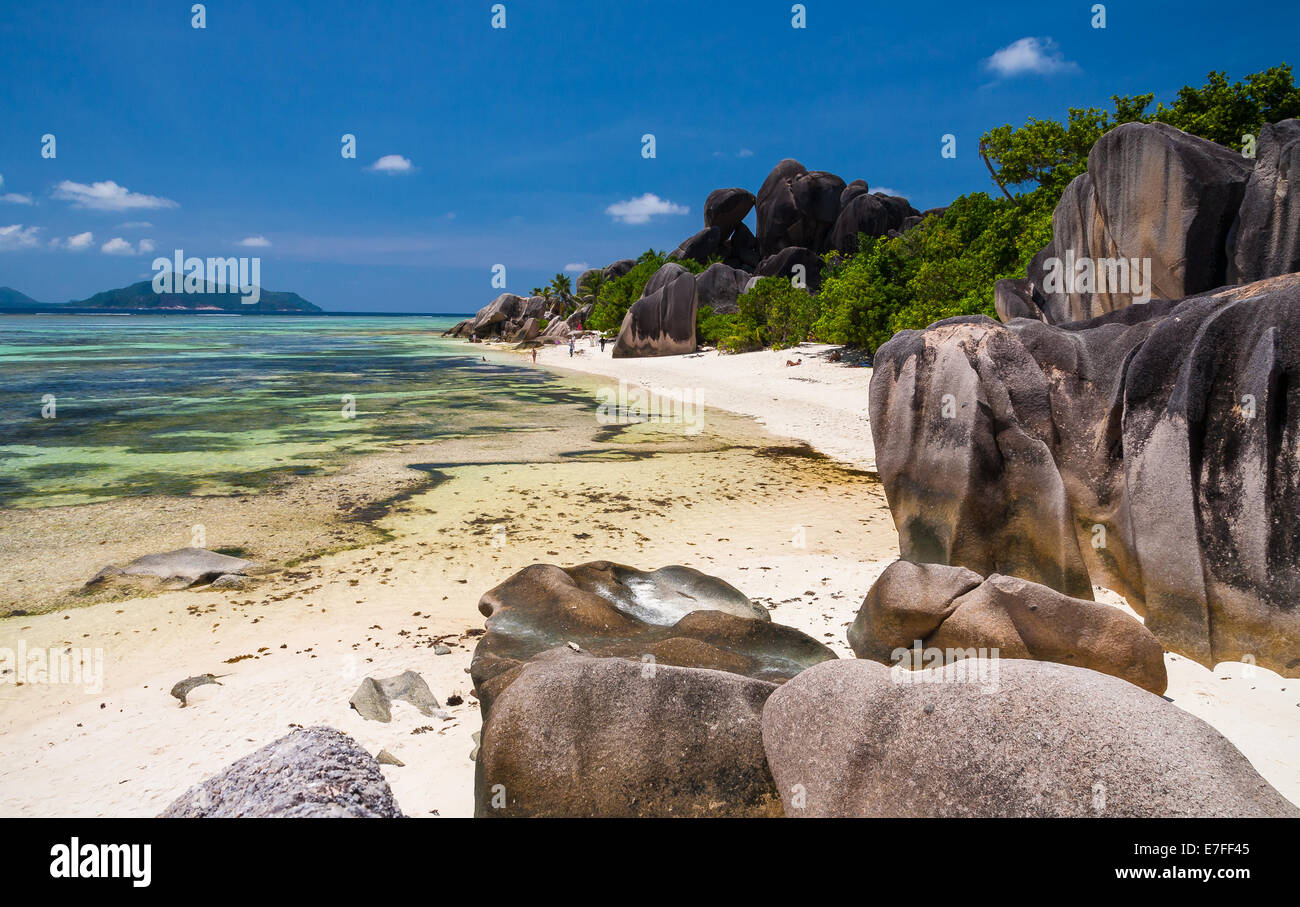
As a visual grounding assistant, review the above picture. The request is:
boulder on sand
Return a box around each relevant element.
[869,273,1300,676]
[475,651,782,817]
[761,659,1300,817]
[611,262,698,358]
[469,561,836,717]
[159,726,403,818]
[849,560,1168,695]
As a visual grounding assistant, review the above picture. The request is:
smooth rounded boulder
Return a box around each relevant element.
[476,652,782,817]
[611,262,699,357]
[761,659,1299,817]
[704,187,756,235]
[851,560,1168,695]
[470,560,836,716]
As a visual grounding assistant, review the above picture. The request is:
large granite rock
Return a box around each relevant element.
[1229,118,1300,284]
[1025,122,1253,324]
[755,246,824,293]
[762,659,1299,817]
[724,221,761,270]
[704,187,756,235]
[695,262,749,315]
[602,259,635,281]
[670,225,722,265]
[755,159,845,256]
[470,560,836,717]
[849,560,1167,694]
[829,191,892,254]
[869,273,1300,676]
[464,292,528,337]
[159,727,403,817]
[475,652,782,817]
[611,262,698,358]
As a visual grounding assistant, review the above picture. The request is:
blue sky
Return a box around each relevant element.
[0,0,1295,312]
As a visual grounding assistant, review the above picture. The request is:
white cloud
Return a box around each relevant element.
[0,224,40,250]
[564,262,590,272]
[0,173,32,204]
[137,238,156,253]
[985,37,1078,78]
[737,148,754,158]
[605,193,690,225]
[63,231,95,251]
[236,235,271,247]
[367,154,415,174]
[871,187,904,198]
[53,180,179,211]
[101,237,136,255]
[116,220,153,229]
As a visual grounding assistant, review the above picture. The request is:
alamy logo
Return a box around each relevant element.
[49,838,151,887]
[151,249,261,304]
[0,641,103,693]
[595,380,704,434]
[1042,251,1152,303]
[889,640,1001,693]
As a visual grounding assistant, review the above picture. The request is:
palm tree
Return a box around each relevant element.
[548,273,573,317]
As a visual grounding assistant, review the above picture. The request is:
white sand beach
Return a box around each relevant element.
[0,342,1295,817]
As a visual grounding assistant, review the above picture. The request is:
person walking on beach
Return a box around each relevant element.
[568,338,575,358]
[531,348,537,364]
[600,336,606,353]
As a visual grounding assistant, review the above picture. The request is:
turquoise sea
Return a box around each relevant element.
[0,314,588,508]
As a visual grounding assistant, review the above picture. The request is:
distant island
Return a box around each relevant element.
[0,280,321,314]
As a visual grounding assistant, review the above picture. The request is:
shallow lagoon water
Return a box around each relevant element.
[0,314,594,507]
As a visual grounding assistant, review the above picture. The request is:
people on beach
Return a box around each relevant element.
[600,336,606,353]
[569,338,575,358]
[531,348,537,363]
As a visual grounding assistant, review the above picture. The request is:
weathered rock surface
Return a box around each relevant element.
[159,726,404,817]
[611,262,699,358]
[849,560,1167,694]
[1229,118,1300,284]
[470,561,836,717]
[602,259,635,281]
[85,547,255,590]
[829,191,892,254]
[869,273,1300,675]
[756,159,845,256]
[476,652,782,817]
[1020,122,1254,323]
[755,246,824,293]
[762,659,1299,817]
[704,187,756,235]
[670,225,722,264]
[694,262,749,315]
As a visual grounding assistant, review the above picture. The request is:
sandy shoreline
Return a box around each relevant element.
[0,340,1296,816]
